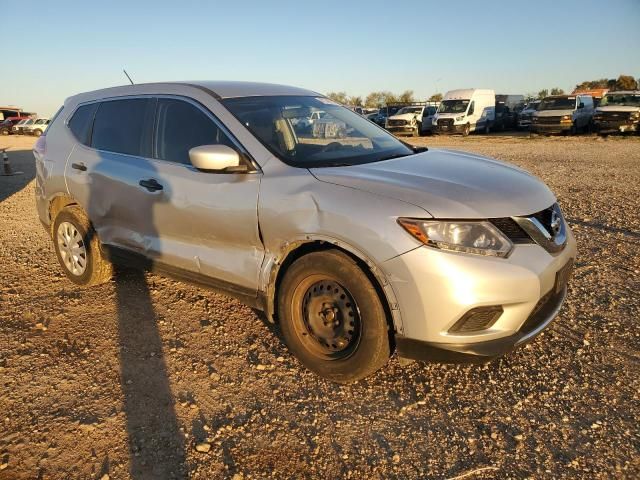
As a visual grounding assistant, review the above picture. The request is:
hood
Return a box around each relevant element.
[535,109,573,117]
[310,149,556,218]
[434,112,465,119]
[389,113,418,121]
[596,105,640,113]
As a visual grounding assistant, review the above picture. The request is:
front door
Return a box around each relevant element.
[145,97,263,292]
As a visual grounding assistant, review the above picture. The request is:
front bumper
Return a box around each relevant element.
[434,123,466,134]
[594,120,638,133]
[387,125,417,135]
[531,123,572,133]
[384,229,577,363]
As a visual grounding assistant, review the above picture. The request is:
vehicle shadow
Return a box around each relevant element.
[85,145,187,478]
[0,148,36,203]
[112,265,187,479]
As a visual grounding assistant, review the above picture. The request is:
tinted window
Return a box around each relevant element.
[91,99,152,156]
[68,103,98,145]
[154,98,234,165]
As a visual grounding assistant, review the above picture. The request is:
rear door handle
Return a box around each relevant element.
[71,162,87,171]
[139,178,163,192]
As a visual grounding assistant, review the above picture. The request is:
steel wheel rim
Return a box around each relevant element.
[56,221,87,276]
[294,276,362,360]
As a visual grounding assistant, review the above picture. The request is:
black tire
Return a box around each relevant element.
[462,123,470,137]
[52,206,113,286]
[277,250,391,383]
[0,128,8,136]
[413,122,421,137]
[33,129,43,137]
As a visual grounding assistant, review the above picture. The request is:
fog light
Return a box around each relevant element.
[449,306,503,333]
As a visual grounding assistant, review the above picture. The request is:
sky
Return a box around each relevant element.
[2,0,639,116]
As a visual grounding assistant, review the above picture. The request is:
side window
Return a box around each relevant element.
[468,101,475,115]
[68,103,98,146]
[154,98,234,165]
[91,98,153,156]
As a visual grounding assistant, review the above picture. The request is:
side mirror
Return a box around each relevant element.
[188,145,248,173]
[577,102,584,109]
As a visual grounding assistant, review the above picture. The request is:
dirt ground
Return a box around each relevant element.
[1,133,639,480]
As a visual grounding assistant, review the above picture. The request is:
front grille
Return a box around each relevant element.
[438,118,454,127]
[598,111,632,121]
[388,119,407,127]
[535,116,562,124]
[490,217,533,244]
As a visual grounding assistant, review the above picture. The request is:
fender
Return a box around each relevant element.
[260,234,404,335]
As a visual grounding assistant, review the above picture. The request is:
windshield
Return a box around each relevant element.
[524,102,540,111]
[599,94,640,107]
[396,107,422,115]
[23,119,34,125]
[438,100,469,114]
[35,119,47,124]
[538,97,576,111]
[222,96,414,168]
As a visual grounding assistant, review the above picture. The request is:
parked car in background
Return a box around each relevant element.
[433,89,495,136]
[371,105,402,127]
[35,81,576,382]
[15,118,35,135]
[517,100,540,130]
[494,94,525,131]
[592,91,640,135]
[0,108,36,134]
[23,118,51,137]
[386,105,426,137]
[531,94,594,135]
[420,105,439,135]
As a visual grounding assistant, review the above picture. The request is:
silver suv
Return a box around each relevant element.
[34,81,577,382]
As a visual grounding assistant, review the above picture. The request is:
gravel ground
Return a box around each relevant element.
[1,133,639,480]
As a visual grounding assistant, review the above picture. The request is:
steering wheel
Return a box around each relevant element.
[320,141,342,153]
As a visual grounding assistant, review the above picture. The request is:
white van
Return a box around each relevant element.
[433,89,495,136]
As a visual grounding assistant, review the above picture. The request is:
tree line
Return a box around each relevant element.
[327,74,638,107]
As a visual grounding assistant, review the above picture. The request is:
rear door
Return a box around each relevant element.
[65,97,158,255]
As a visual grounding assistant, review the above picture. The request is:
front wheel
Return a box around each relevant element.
[278,250,391,383]
[462,123,471,136]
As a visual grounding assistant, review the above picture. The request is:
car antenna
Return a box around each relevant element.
[123,69,135,85]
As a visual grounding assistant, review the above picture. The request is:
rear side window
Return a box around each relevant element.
[91,98,153,156]
[68,103,98,145]
[154,98,234,165]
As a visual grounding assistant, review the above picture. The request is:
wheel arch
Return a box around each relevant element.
[48,193,80,234]
[264,237,404,339]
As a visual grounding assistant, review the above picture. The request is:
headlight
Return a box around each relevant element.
[398,219,513,257]
[455,115,464,122]
[561,115,572,122]
[630,111,640,119]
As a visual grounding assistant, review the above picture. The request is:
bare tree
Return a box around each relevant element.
[550,87,565,95]
[537,89,549,99]
[428,93,443,102]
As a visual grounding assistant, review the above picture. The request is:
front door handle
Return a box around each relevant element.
[139,178,163,192]
[71,162,87,171]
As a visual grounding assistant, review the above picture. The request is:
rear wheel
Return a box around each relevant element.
[33,129,43,137]
[0,128,8,136]
[52,206,113,286]
[278,250,391,383]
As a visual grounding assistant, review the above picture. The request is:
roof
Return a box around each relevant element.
[443,89,495,100]
[67,81,320,105]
